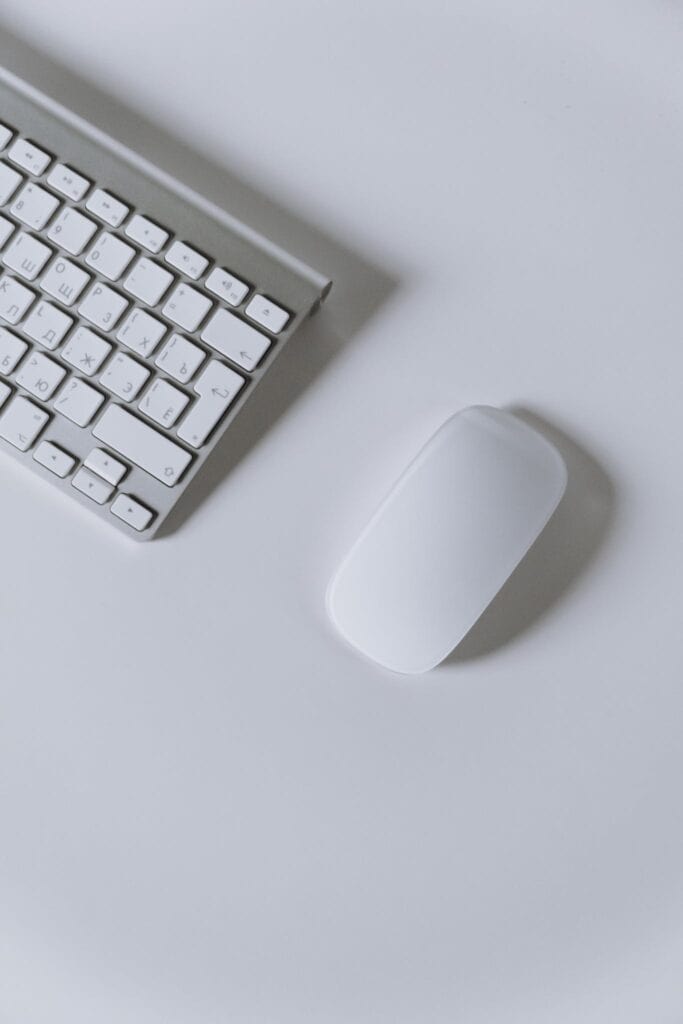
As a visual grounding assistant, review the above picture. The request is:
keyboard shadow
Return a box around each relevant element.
[0,23,398,538]
[443,407,616,665]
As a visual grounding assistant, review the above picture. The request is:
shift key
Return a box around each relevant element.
[93,405,192,486]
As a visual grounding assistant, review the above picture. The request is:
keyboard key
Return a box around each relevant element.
[125,214,168,253]
[177,359,244,448]
[47,207,97,255]
[93,404,192,486]
[0,327,28,375]
[41,256,91,306]
[10,182,59,231]
[0,215,15,248]
[245,294,290,334]
[61,326,112,376]
[0,125,13,151]
[22,299,73,350]
[116,308,166,357]
[205,267,250,307]
[15,351,66,400]
[72,466,114,504]
[201,308,271,372]
[46,163,90,202]
[78,282,129,331]
[2,231,52,281]
[84,448,127,486]
[86,188,129,227]
[139,378,189,428]
[7,138,51,176]
[162,282,212,332]
[122,256,173,306]
[0,394,49,450]
[54,377,105,426]
[34,440,76,478]
[100,352,149,401]
[85,231,135,281]
[154,332,205,384]
[0,275,36,325]
[111,494,154,532]
[0,161,22,205]
[165,240,208,280]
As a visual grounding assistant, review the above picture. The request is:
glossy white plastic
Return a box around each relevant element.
[327,406,567,674]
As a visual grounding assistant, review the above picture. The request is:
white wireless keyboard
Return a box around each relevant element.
[0,68,331,539]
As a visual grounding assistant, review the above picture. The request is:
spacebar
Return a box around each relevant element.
[93,405,193,487]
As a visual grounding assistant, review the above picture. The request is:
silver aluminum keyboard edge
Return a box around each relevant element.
[0,66,332,540]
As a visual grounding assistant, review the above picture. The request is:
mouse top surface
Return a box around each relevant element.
[327,406,567,674]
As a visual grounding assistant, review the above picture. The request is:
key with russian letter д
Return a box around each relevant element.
[22,299,73,350]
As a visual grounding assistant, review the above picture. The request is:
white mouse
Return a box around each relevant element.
[326,406,567,674]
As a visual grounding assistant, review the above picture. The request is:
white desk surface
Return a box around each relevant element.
[1,2,682,1021]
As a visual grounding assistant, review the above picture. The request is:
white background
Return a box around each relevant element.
[1,2,682,1021]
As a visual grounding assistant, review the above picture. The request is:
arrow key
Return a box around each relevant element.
[111,494,155,532]
[72,467,114,504]
[34,440,76,478]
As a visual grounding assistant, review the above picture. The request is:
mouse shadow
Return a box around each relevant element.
[444,407,616,664]
[0,23,399,537]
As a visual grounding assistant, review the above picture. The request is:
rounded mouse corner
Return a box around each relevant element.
[326,404,569,675]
